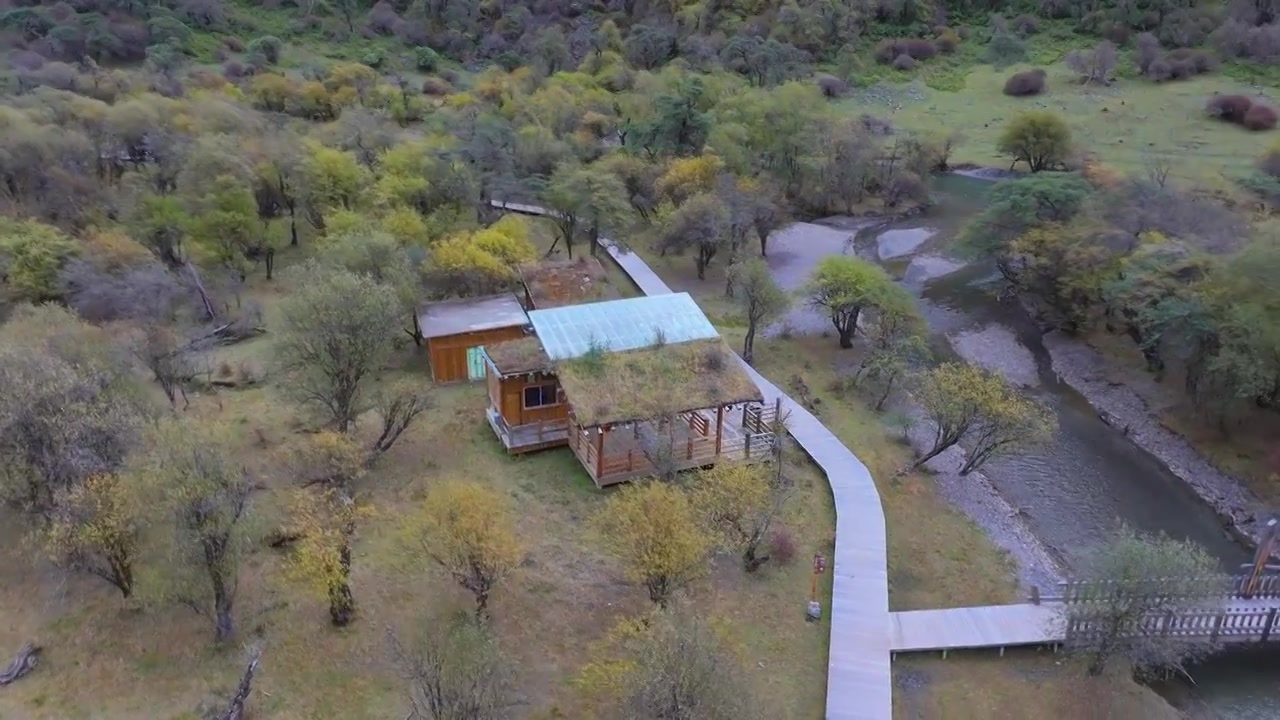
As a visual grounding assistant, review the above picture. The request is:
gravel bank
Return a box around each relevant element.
[948,323,1041,388]
[1042,331,1270,549]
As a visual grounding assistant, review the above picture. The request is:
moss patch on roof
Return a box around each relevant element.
[520,258,612,309]
[557,339,761,427]
[486,337,551,375]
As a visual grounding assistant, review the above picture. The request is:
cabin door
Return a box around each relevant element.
[466,346,487,381]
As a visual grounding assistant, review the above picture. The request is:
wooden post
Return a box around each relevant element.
[1211,612,1225,643]
[627,449,633,472]
[1264,608,1278,642]
[744,431,752,459]
[774,396,783,427]
[1030,586,1040,606]
[714,405,724,456]
[595,427,605,480]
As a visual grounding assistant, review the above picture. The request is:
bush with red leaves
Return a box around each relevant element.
[769,527,797,566]
[1206,94,1254,123]
[1245,104,1278,131]
[1003,68,1047,96]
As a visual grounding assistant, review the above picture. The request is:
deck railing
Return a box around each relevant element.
[1066,607,1280,644]
[1047,574,1280,604]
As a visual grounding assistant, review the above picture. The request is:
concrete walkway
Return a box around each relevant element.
[493,201,892,720]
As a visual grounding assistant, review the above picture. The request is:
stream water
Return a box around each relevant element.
[793,173,1273,716]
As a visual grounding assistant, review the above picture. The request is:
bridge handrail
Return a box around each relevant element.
[1048,573,1280,603]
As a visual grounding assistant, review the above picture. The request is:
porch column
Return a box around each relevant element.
[595,426,605,478]
[714,405,724,456]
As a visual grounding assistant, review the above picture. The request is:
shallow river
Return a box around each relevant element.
[797,173,1275,716]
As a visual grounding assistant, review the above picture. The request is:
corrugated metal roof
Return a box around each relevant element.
[527,292,718,360]
[417,293,529,339]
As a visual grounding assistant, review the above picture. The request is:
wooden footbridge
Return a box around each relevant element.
[891,573,1280,657]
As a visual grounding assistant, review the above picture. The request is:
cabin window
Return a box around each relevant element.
[523,384,559,409]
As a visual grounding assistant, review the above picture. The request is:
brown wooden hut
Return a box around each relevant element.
[417,293,530,383]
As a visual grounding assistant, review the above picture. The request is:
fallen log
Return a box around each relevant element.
[220,643,263,720]
[0,643,41,686]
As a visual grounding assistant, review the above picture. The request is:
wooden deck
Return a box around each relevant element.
[495,199,894,720]
[891,596,1280,656]
[486,408,569,454]
[568,408,776,487]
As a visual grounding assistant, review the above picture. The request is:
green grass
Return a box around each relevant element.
[843,60,1268,180]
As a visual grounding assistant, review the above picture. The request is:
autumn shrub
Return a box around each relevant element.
[223,36,244,52]
[769,527,797,565]
[1245,104,1279,131]
[816,73,849,97]
[936,29,960,53]
[222,60,249,80]
[892,53,916,71]
[213,47,230,63]
[1012,14,1040,35]
[366,0,400,34]
[1135,32,1161,73]
[414,46,440,72]
[1206,94,1254,123]
[1003,68,1046,96]
[247,35,282,64]
[875,38,936,64]
[986,30,1027,67]
[1102,21,1131,46]
[420,76,453,95]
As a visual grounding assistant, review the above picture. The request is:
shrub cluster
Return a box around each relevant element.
[1136,32,1215,82]
[934,27,961,54]
[816,74,850,98]
[874,38,937,65]
[1206,94,1278,130]
[1003,68,1047,96]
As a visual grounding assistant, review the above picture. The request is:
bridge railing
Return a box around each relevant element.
[1066,607,1280,643]
[1040,574,1280,604]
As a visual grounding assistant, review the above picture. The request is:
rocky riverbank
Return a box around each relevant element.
[1041,331,1269,552]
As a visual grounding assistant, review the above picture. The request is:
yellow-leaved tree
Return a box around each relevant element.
[287,486,369,626]
[689,461,794,572]
[41,473,140,599]
[405,481,524,619]
[590,481,712,607]
[429,216,537,295]
[914,363,1055,475]
[575,607,763,720]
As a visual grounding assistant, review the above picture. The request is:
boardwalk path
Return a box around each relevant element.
[493,202,892,720]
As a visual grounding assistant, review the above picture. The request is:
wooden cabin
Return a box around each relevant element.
[483,337,570,453]
[481,293,777,487]
[417,293,530,383]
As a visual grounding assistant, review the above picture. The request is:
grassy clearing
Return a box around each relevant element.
[615,246,1181,718]
[845,60,1269,180]
[0,247,831,719]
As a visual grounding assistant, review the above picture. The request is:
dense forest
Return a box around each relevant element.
[1,0,1280,715]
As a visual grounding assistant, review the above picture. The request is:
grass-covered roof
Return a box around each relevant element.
[485,337,551,376]
[556,339,761,427]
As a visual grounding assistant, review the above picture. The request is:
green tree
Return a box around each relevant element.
[405,481,524,619]
[914,363,1054,474]
[544,162,633,259]
[590,482,712,607]
[1063,527,1225,678]
[853,289,930,410]
[136,420,254,642]
[728,258,789,364]
[186,176,259,278]
[998,111,1072,173]
[657,192,729,280]
[958,173,1092,261]
[0,217,79,302]
[276,262,402,433]
[805,255,898,349]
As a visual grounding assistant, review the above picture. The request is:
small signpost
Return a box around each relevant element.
[807,552,826,621]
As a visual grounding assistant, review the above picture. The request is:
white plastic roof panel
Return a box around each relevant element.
[527,292,718,360]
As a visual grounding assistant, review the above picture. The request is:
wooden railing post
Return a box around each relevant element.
[1264,608,1278,643]
[1211,613,1225,643]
